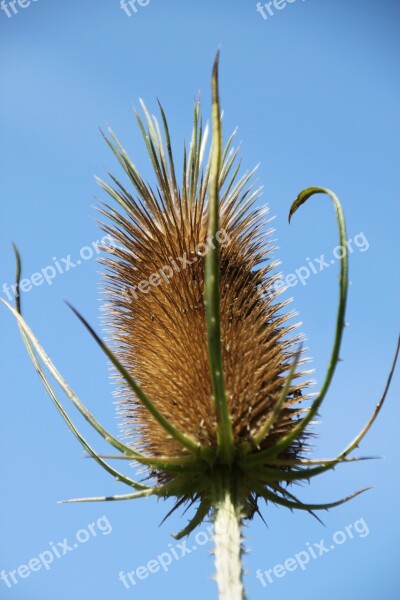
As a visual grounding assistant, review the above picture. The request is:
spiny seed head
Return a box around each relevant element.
[98,100,312,474]
[8,54,395,539]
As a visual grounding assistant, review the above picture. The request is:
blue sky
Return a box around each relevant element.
[1,1,399,599]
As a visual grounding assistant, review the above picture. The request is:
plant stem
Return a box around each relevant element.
[213,473,244,600]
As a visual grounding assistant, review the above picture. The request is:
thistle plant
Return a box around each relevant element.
[3,53,399,599]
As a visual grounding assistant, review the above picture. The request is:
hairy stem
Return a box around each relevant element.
[212,474,244,600]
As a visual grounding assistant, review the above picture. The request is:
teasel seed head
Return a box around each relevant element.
[4,52,399,599]
[98,103,312,474]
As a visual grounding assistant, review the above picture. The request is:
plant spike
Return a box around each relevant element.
[281,187,348,440]
[59,488,158,504]
[83,453,205,472]
[172,498,211,540]
[246,334,400,478]
[205,50,234,465]
[66,302,200,455]
[2,296,196,472]
[246,187,349,463]
[9,247,150,491]
[290,335,400,477]
[258,485,371,513]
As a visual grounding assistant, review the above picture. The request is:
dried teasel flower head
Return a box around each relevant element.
[98,98,312,471]
[5,53,399,599]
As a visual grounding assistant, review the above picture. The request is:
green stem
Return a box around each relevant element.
[212,473,244,600]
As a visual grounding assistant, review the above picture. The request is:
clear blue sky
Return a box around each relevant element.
[1,1,399,599]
